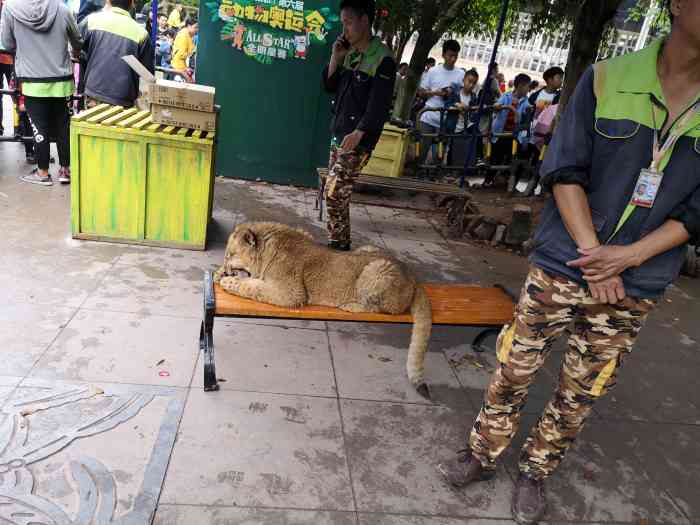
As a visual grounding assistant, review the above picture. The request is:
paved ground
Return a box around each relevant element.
[1,111,700,524]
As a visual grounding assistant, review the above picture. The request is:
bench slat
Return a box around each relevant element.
[214,283,514,326]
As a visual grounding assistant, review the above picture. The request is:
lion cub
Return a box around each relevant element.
[214,222,434,397]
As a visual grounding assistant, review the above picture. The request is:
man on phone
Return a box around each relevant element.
[321,0,395,251]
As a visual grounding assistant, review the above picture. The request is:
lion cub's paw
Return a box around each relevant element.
[220,276,243,294]
[213,267,226,283]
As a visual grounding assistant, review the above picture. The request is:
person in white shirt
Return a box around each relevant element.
[455,68,479,133]
[416,39,464,167]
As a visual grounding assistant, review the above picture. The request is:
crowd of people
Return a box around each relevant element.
[0,0,197,186]
[399,38,566,175]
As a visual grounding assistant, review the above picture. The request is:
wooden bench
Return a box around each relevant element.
[315,168,473,239]
[200,272,516,392]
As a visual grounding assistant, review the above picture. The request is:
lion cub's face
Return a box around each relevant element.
[222,226,258,278]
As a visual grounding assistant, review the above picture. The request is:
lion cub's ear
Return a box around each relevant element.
[242,229,257,247]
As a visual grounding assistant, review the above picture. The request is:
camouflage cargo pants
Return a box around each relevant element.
[469,265,656,479]
[325,145,369,244]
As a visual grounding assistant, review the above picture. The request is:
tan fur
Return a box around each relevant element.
[214,222,434,395]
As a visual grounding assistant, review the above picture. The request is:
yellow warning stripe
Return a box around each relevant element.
[116,110,150,128]
[102,107,138,126]
[496,323,516,364]
[590,359,617,397]
[87,105,124,124]
[73,103,111,121]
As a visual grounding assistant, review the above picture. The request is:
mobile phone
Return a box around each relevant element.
[341,36,351,49]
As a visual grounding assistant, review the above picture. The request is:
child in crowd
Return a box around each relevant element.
[490,72,532,166]
[454,68,479,134]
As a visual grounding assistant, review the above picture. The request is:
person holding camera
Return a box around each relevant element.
[321,0,395,251]
[416,40,465,167]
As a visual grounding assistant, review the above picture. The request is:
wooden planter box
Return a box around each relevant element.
[70,104,216,250]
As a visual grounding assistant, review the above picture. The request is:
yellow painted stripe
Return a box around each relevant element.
[590,359,617,397]
[192,130,203,139]
[117,110,151,128]
[539,144,547,161]
[147,123,163,132]
[511,139,518,155]
[73,104,111,122]
[102,108,139,126]
[177,127,189,136]
[87,106,125,124]
[496,323,516,364]
[132,116,154,130]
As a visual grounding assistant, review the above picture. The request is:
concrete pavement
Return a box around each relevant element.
[1,123,699,524]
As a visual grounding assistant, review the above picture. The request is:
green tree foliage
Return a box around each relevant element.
[381,0,513,120]
[627,0,671,36]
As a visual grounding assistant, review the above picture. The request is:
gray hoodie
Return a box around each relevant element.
[0,0,82,83]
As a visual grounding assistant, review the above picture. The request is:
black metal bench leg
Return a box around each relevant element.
[318,175,325,221]
[202,272,219,392]
[472,327,502,353]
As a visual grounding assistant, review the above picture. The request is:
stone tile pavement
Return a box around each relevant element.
[1,133,699,524]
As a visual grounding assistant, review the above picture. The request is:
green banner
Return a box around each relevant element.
[205,0,339,65]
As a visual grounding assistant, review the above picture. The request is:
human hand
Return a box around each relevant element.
[588,275,626,304]
[340,129,365,152]
[331,35,350,62]
[567,244,641,282]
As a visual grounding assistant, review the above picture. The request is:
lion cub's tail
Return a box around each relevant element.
[406,285,433,398]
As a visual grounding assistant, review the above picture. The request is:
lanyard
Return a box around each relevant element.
[607,99,700,242]
[649,100,700,171]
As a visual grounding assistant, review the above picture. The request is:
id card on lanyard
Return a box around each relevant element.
[608,99,700,243]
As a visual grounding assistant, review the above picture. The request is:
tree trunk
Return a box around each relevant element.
[390,0,471,120]
[559,0,625,111]
[393,30,440,120]
[383,30,396,50]
[395,30,412,63]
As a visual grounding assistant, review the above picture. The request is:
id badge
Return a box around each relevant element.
[631,168,663,208]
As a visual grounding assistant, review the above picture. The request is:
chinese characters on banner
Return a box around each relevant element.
[206,0,339,64]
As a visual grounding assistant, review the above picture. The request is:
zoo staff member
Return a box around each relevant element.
[437,0,700,523]
[321,0,395,251]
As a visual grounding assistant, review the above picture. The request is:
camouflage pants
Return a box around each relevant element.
[469,265,655,479]
[325,145,369,244]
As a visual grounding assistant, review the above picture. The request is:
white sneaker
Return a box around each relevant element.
[57,167,71,184]
[21,170,53,186]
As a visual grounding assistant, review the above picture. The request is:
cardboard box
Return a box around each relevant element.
[123,56,217,129]
[151,104,216,132]
[149,80,215,112]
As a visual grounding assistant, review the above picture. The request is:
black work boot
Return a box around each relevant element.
[436,448,494,488]
[512,473,547,524]
[328,240,351,251]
